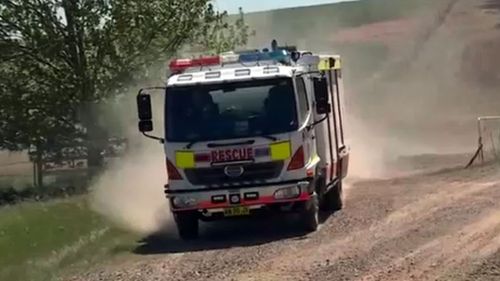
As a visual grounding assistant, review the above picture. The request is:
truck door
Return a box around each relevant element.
[294,76,315,163]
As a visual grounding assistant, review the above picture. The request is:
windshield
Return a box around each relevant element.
[165,78,298,142]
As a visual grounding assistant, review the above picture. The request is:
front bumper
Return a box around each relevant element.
[165,179,314,212]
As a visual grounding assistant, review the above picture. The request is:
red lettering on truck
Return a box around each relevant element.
[211,148,254,162]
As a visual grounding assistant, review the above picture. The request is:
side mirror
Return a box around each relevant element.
[137,94,152,120]
[137,94,153,132]
[138,120,153,132]
[313,77,331,115]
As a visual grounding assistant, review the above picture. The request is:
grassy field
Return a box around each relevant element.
[0,197,138,281]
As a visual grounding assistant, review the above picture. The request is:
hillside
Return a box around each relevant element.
[240,0,451,81]
[243,0,441,47]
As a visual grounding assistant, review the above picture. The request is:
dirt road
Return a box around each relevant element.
[67,162,500,281]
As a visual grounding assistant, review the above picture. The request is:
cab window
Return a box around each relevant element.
[165,78,298,142]
[295,77,309,122]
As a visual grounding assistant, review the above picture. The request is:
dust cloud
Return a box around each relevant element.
[344,39,469,178]
[89,89,172,235]
[89,139,171,235]
[337,0,500,178]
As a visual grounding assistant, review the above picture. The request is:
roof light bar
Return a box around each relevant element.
[221,53,240,64]
[169,59,192,73]
[239,49,290,64]
[239,52,270,62]
[194,55,220,66]
[169,55,221,73]
[168,40,295,74]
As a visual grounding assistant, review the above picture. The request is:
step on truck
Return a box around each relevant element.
[136,40,350,240]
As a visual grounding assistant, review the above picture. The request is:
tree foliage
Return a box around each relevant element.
[0,0,252,176]
[191,7,255,53]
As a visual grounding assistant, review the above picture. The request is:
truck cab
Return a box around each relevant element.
[136,42,349,239]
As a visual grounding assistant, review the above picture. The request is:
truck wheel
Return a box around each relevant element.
[174,211,199,240]
[300,194,319,232]
[321,180,343,212]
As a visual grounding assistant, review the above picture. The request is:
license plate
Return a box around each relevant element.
[223,206,250,217]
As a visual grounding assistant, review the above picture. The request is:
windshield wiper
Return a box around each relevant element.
[207,140,255,148]
[257,135,278,141]
[186,141,201,149]
[208,134,279,145]
[186,135,278,149]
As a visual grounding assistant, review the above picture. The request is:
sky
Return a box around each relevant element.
[214,0,356,14]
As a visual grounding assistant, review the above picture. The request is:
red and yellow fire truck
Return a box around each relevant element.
[136,41,349,239]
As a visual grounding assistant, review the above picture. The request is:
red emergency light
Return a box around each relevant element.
[169,55,221,73]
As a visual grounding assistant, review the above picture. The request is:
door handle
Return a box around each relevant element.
[339,145,348,156]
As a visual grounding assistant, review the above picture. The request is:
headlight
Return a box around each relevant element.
[172,196,198,208]
[274,186,301,200]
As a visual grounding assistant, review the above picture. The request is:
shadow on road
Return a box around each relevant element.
[133,211,335,255]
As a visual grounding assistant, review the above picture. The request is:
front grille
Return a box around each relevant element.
[184,161,284,186]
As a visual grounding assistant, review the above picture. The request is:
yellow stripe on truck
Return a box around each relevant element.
[270,141,292,160]
[333,58,341,70]
[175,151,195,168]
[318,57,341,70]
[318,58,330,71]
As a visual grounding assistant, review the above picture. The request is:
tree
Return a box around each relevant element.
[0,0,252,181]
[190,7,255,53]
[0,55,81,187]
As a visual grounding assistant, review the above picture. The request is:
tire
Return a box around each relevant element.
[300,193,319,232]
[321,180,343,212]
[174,211,199,240]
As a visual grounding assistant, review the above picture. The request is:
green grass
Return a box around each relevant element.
[0,197,139,281]
[0,170,89,191]
[0,175,33,190]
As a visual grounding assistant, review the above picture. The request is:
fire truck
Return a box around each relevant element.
[136,41,349,240]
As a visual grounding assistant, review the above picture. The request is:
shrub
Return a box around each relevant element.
[0,184,88,206]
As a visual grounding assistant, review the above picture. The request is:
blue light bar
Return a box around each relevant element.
[239,52,271,62]
[269,49,290,63]
[239,49,290,64]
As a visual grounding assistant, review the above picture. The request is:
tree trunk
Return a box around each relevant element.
[82,103,106,176]
[87,142,104,168]
[32,161,37,188]
[63,0,105,173]
[34,146,44,188]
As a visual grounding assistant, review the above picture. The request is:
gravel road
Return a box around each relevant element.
[68,163,500,281]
